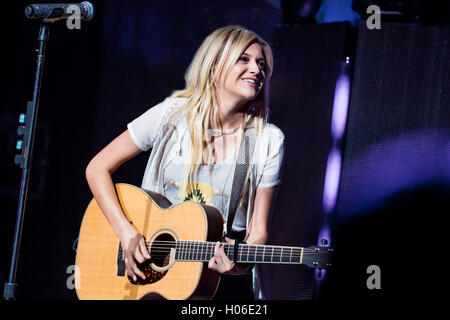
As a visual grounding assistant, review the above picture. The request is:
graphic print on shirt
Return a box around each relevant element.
[183,181,215,205]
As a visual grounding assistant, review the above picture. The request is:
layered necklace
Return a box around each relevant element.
[209,126,242,138]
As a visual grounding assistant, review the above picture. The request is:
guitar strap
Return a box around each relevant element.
[226,124,257,239]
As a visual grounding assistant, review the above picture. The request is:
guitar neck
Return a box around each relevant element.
[174,241,305,265]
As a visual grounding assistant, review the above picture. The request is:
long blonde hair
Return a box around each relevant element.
[168,25,274,202]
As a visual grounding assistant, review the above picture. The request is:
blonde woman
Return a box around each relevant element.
[85,25,285,300]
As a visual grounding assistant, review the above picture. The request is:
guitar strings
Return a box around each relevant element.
[127,240,330,259]
[142,239,331,252]
[124,252,329,263]
[142,252,328,259]
[144,248,330,255]
[140,241,330,255]
[143,249,329,258]
[119,241,330,261]
[120,240,330,262]
[139,248,329,257]
[125,251,328,260]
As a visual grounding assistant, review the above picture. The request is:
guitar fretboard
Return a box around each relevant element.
[174,241,304,264]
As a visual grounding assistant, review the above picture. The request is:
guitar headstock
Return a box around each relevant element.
[302,245,334,269]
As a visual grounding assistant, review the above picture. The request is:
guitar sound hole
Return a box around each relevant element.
[150,233,176,268]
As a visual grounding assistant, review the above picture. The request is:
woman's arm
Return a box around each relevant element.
[245,185,277,245]
[208,185,278,275]
[85,129,151,281]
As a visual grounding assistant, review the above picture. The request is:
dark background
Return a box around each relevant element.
[1,0,449,301]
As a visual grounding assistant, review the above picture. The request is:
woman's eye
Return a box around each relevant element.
[238,56,266,71]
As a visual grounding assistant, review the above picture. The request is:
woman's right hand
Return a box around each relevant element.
[85,129,149,282]
[119,226,151,282]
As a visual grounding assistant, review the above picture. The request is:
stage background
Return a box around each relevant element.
[320,20,450,300]
[1,0,449,301]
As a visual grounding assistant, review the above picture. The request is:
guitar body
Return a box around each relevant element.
[75,183,224,300]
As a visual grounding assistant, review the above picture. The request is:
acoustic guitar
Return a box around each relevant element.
[74,183,332,300]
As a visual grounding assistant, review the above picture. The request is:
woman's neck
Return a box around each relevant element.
[213,94,247,130]
[217,110,244,130]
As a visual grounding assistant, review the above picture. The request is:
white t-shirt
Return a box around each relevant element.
[163,127,243,229]
[127,97,285,232]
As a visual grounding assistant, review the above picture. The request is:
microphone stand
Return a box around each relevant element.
[3,22,50,300]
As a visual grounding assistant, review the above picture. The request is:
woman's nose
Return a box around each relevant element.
[248,59,261,74]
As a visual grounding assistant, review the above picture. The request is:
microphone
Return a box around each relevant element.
[25,1,94,22]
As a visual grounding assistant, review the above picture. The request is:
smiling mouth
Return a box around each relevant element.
[241,78,260,88]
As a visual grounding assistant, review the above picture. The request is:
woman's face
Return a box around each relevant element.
[219,42,267,106]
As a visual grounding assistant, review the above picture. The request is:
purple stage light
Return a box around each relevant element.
[315,59,352,285]
[323,149,342,212]
[331,70,350,139]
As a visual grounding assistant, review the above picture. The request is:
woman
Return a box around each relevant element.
[85,25,285,300]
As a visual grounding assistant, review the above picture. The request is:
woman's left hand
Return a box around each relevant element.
[208,237,249,275]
